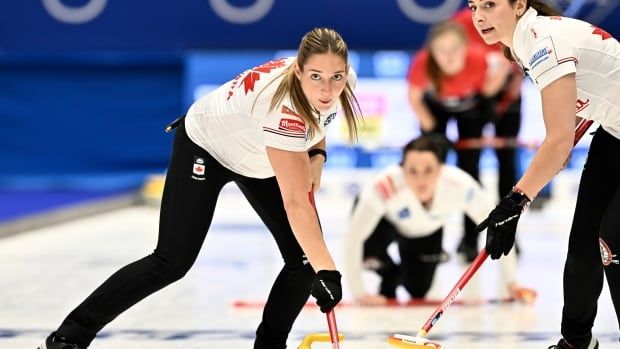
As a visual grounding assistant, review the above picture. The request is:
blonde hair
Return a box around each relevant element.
[425,21,468,95]
[260,28,362,142]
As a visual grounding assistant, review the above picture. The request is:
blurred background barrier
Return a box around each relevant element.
[0,0,617,229]
[1,0,617,50]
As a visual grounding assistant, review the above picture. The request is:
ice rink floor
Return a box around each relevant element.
[1,187,618,349]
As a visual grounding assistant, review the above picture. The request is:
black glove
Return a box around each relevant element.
[476,189,530,260]
[311,270,342,313]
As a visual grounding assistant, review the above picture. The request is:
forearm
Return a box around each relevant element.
[267,146,334,272]
[516,74,577,199]
[284,199,336,272]
[515,135,574,199]
[409,96,435,132]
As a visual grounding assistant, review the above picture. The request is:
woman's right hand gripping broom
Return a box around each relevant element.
[311,270,342,312]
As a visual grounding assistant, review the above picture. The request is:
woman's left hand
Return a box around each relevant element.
[508,284,537,304]
[309,155,324,192]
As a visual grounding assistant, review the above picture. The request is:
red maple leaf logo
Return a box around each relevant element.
[239,58,288,95]
[194,166,204,174]
[241,71,262,95]
[592,26,612,40]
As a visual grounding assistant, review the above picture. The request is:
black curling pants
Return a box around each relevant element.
[422,96,486,248]
[561,127,620,345]
[56,121,314,349]
[360,212,444,298]
[490,97,521,200]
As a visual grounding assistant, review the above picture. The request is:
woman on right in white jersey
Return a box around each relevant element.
[467,0,619,348]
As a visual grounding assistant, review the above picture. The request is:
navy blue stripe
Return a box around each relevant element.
[263,127,306,138]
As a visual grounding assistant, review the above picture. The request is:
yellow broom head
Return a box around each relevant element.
[388,334,443,349]
[298,333,344,349]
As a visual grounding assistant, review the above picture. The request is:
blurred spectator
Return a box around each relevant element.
[406,20,519,262]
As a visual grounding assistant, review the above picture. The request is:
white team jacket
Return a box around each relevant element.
[185,57,356,178]
[512,8,619,139]
[344,164,518,299]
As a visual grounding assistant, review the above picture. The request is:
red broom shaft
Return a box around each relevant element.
[309,192,341,348]
[420,119,593,335]
[327,309,341,348]
[420,249,489,333]
[574,119,593,145]
[454,119,592,150]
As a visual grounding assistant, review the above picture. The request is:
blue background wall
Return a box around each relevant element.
[0,53,183,190]
[0,0,618,190]
[0,0,490,51]
[2,0,618,51]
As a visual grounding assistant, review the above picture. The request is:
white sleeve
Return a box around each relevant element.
[261,104,308,151]
[456,169,520,295]
[499,248,518,297]
[462,176,496,226]
[460,174,519,296]
[344,186,386,299]
[526,35,577,90]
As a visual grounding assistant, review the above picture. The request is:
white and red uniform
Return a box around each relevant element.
[49,56,359,349]
[512,7,620,139]
[185,57,356,178]
[344,164,518,299]
[510,10,620,344]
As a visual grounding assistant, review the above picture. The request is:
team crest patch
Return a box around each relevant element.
[526,36,578,87]
[192,156,206,181]
[528,45,553,70]
[599,238,619,266]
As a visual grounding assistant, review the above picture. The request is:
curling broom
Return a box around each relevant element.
[388,119,594,349]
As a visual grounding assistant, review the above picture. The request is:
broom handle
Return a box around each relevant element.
[456,119,593,150]
[309,191,341,348]
[326,309,341,349]
[574,119,594,143]
[419,118,593,336]
[419,248,488,335]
